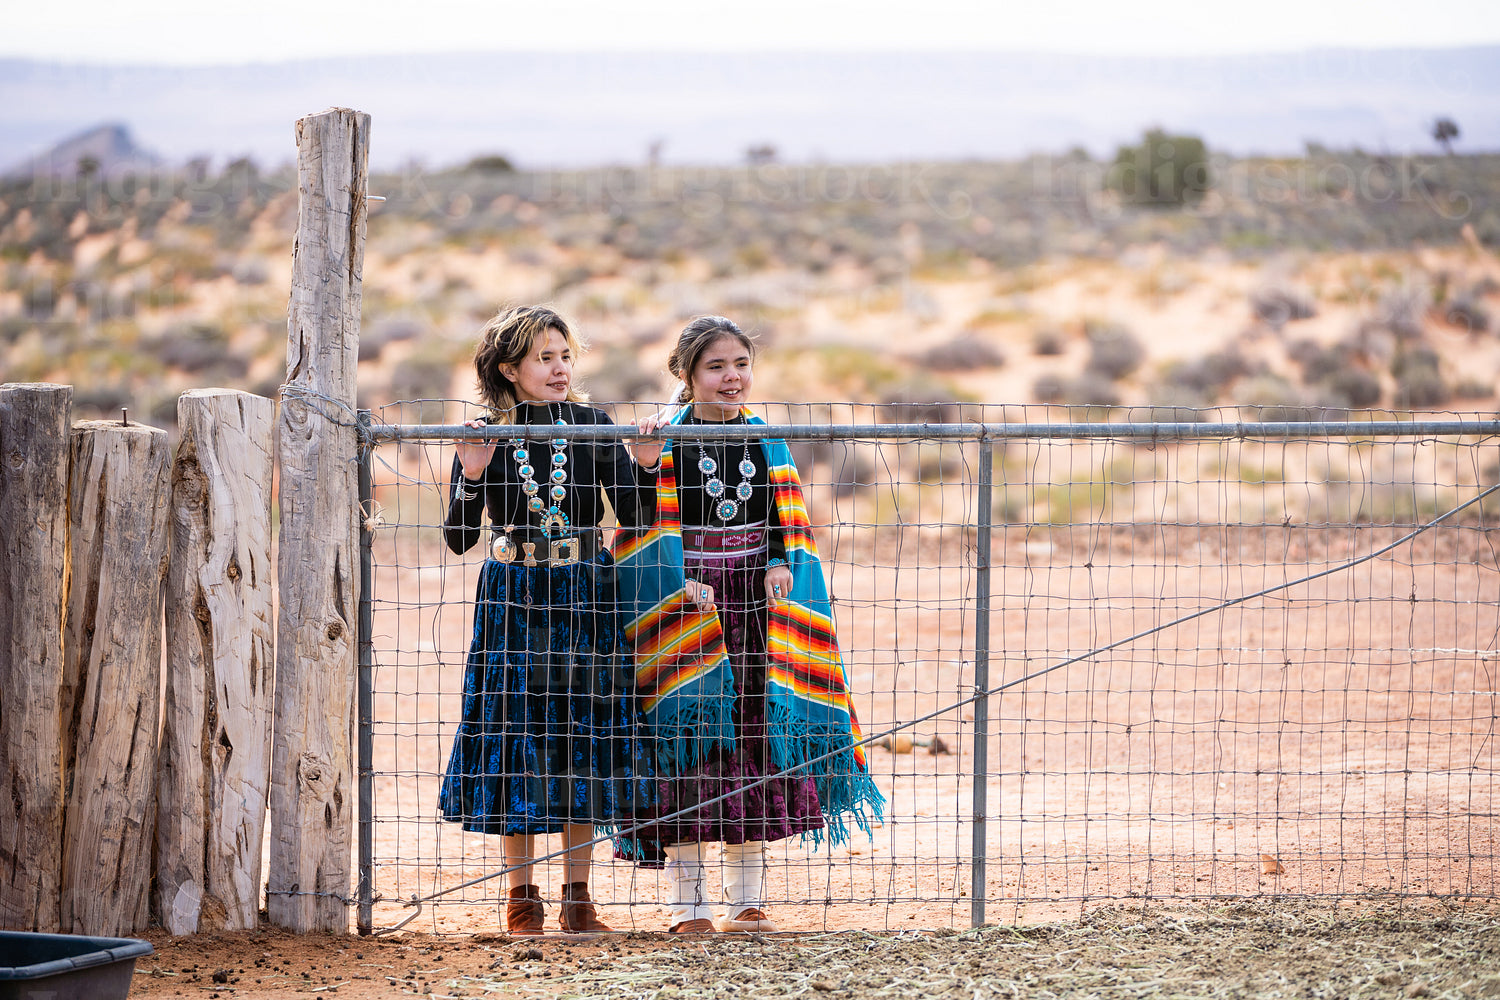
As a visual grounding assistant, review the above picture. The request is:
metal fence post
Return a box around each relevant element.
[971,435,993,927]
[357,412,375,935]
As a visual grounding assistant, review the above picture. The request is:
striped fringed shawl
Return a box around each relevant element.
[611,406,884,845]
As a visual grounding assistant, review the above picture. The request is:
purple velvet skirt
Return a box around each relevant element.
[646,523,824,846]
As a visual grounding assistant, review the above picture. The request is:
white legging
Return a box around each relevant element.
[664,841,766,924]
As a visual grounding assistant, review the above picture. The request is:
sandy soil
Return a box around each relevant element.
[128,902,1500,998]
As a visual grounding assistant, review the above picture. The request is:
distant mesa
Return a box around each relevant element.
[3,122,162,181]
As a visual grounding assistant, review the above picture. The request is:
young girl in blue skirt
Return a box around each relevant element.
[439,305,661,935]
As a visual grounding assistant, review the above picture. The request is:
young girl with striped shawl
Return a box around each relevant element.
[614,316,884,934]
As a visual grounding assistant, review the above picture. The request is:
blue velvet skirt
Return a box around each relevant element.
[438,552,656,835]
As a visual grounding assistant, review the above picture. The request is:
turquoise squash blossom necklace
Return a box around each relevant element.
[698,441,756,522]
[512,406,571,537]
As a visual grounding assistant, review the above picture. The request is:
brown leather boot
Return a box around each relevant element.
[505,884,545,936]
[560,881,612,933]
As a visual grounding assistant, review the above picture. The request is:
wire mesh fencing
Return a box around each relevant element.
[356,403,1500,935]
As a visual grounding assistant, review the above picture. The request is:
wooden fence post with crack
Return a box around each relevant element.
[156,388,275,934]
[60,418,172,936]
[269,107,370,933]
[0,382,71,933]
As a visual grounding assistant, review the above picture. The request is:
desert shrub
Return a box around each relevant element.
[1443,296,1491,334]
[1146,381,1212,413]
[914,334,1005,371]
[466,154,515,173]
[360,317,424,360]
[1391,345,1442,379]
[1031,327,1064,356]
[22,281,55,319]
[822,442,874,497]
[1161,349,1249,398]
[1451,377,1493,401]
[1319,368,1382,409]
[158,322,230,374]
[915,442,969,484]
[1059,370,1121,408]
[1374,285,1426,341]
[1140,404,1212,425]
[148,394,183,427]
[67,280,107,322]
[552,265,593,293]
[388,348,461,402]
[1236,373,1317,421]
[812,345,958,408]
[734,243,773,271]
[1141,404,1207,422]
[1250,285,1316,329]
[1109,128,1211,207]
[231,257,270,285]
[1476,209,1500,248]
[878,396,963,424]
[1394,365,1449,408]
[1285,338,1322,368]
[88,284,135,322]
[1341,324,1397,367]
[0,316,29,345]
[1084,321,1145,380]
[1032,372,1066,404]
[73,384,134,417]
[584,346,662,405]
[1235,373,1297,406]
[1291,341,1362,385]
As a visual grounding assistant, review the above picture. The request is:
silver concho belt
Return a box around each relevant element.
[490,525,599,567]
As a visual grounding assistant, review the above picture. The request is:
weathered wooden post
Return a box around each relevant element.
[155,389,275,934]
[0,383,71,932]
[59,418,171,936]
[269,107,369,933]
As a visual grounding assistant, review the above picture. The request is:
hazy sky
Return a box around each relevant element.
[8,0,1500,64]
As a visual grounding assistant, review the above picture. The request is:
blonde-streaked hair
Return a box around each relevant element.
[473,305,590,421]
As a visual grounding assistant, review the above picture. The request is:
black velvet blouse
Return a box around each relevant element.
[444,402,656,555]
[673,412,787,561]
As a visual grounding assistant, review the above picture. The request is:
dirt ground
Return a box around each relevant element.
[127,902,1500,998]
[122,432,1499,997]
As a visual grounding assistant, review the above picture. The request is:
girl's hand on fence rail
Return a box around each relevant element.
[628,408,673,472]
[455,417,497,481]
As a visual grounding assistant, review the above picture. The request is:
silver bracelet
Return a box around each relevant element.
[457,482,480,501]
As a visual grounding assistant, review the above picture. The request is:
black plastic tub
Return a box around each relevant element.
[0,931,154,1000]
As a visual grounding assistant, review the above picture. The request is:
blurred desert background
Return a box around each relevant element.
[4,125,1500,424]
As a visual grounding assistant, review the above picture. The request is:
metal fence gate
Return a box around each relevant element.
[355,404,1500,934]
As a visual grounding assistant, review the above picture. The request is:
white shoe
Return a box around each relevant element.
[715,907,778,932]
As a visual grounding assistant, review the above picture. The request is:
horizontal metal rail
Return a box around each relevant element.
[362,418,1500,444]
